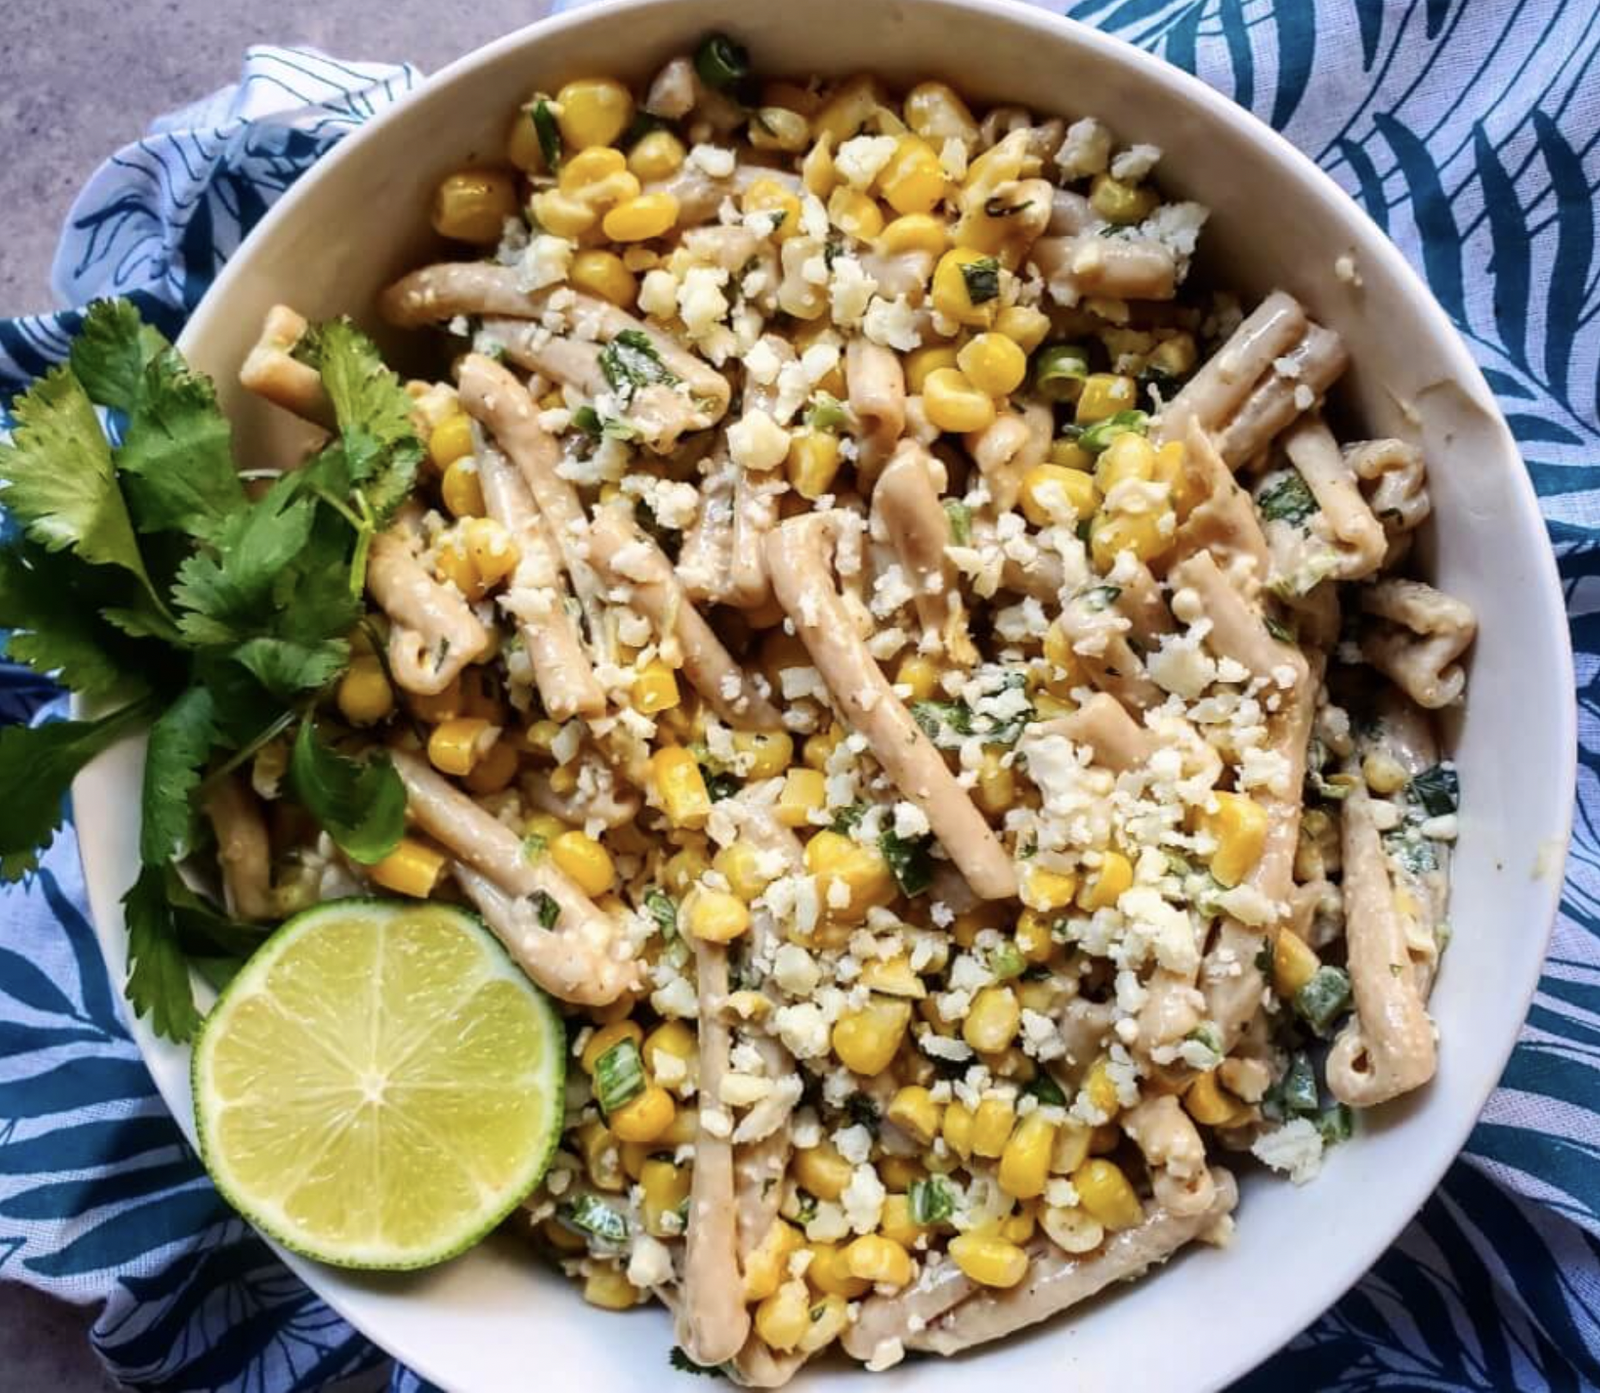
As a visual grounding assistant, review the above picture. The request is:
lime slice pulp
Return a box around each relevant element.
[192,898,565,1269]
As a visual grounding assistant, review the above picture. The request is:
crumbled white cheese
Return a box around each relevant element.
[775,1002,831,1059]
[835,134,900,189]
[863,294,922,352]
[829,256,879,328]
[1251,1117,1325,1184]
[677,265,731,338]
[627,1233,674,1287]
[1055,117,1112,180]
[516,234,574,292]
[687,143,736,178]
[841,1163,887,1233]
[638,268,679,319]
[727,407,792,472]
[1110,143,1162,182]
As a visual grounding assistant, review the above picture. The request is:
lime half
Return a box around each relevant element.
[193,898,565,1269]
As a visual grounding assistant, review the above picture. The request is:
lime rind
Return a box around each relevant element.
[192,897,566,1271]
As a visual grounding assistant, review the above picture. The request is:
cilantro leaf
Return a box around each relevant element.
[0,542,150,701]
[1257,469,1318,525]
[0,365,161,604]
[599,329,679,401]
[68,299,170,413]
[295,319,425,523]
[163,865,270,985]
[879,829,934,896]
[140,687,217,866]
[959,256,1001,305]
[121,863,203,1041]
[231,636,350,702]
[0,702,152,880]
[668,1346,727,1378]
[116,346,246,539]
[288,718,405,864]
[172,477,316,644]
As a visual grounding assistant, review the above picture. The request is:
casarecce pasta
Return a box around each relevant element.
[228,35,1475,1383]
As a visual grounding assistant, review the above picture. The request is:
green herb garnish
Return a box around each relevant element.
[1294,965,1352,1035]
[944,499,972,545]
[533,98,563,171]
[908,1177,954,1225]
[599,329,679,401]
[694,32,751,91]
[1077,409,1150,454]
[1407,763,1460,818]
[1257,468,1318,525]
[561,1193,628,1246]
[959,255,1001,305]
[879,829,934,897]
[532,890,562,930]
[594,1037,647,1115]
[1033,343,1090,401]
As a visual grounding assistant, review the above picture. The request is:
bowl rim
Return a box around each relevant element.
[71,0,1576,1386]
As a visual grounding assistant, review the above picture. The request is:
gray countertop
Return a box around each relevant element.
[0,1,551,1383]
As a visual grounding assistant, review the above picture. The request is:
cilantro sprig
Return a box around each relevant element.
[0,299,424,1040]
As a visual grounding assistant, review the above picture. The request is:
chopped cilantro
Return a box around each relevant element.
[1257,469,1319,525]
[1077,409,1150,454]
[1407,763,1460,817]
[560,1193,628,1246]
[908,1177,954,1225]
[943,499,972,545]
[599,329,679,401]
[880,829,934,897]
[1294,965,1352,1035]
[533,98,562,171]
[959,255,1001,305]
[531,890,561,930]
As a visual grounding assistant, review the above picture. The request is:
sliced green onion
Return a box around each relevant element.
[521,831,548,861]
[1034,343,1090,401]
[533,99,562,172]
[561,1192,628,1245]
[1026,1071,1067,1107]
[1294,965,1352,1035]
[943,499,972,545]
[1077,409,1150,454]
[988,941,1026,981]
[804,392,849,432]
[694,32,751,91]
[1314,1103,1354,1145]
[594,1037,647,1115]
[1279,1052,1319,1114]
[645,887,678,942]
[908,1176,954,1225]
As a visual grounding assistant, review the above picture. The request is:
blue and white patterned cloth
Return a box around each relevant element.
[2,6,1597,1389]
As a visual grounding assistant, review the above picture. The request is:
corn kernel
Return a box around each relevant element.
[662,843,709,895]
[879,1194,924,1247]
[749,105,812,153]
[609,1083,676,1143]
[1018,463,1099,528]
[1049,438,1095,470]
[559,145,627,193]
[794,1141,853,1201]
[1015,910,1055,964]
[732,729,794,780]
[805,830,896,921]
[603,192,679,242]
[1150,331,1198,379]
[626,127,685,181]
[904,345,959,395]
[742,176,803,241]
[786,430,842,499]
[887,1085,943,1145]
[941,1102,975,1160]
[957,332,1027,397]
[1089,509,1171,570]
[1072,1158,1144,1230]
[463,737,520,794]
[812,74,888,147]
[685,886,751,943]
[1077,850,1132,911]
[640,1158,692,1237]
[878,212,949,258]
[368,837,446,898]
[1051,1121,1093,1175]
[998,1113,1056,1200]
[844,1234,913,1288]
[879,135,947,216]
[922,367,996,433]
[643,1019,695,1077]
[949,1233,1029,1288]
[1090,172,1158,225]
[582,1264,640,1310]
[827,185,885,241]
[806,1242,871,1298]
[755,1279,809,1351]
[462,516,519,591]
[1022,866,1078,912]
[578,1118,623,1191]
[860,953,926,998]
[630,659,681,715]
[1203,792,1269,888]
[1075,372,1139,425]
[1095,431,1159,493]
[803,725,843,770]
[337,656,394,726]
[963,986,1022,1054]
[428,412,475,472]
[529,188,597,238]
[556,77,633,150]
[551,829,615,896]
[435,456,486,522]
[801,133,837,199]
[904,82,980,146]
[427,717,496,777]
[713,843,773,902]
[894,654,941,701]
[1184,1070,1246,1128]
[1273,927,1322,997]
[974,747,1014,818]
[569,249,637,307]
[995,304,1051,353]
[409,677,462,725]
[879,1155,925,1192]
[1042,1204,1105,1254]
[832,997,912,1076]
[777,767,827,827]
[800,1293,849,1355]
[541,1215,587,1252]
[432,169,519,244]
[931,247,1000,328]
[652,746,712,828]
[744,1218,805,1301]
[971,1096,1016,1159]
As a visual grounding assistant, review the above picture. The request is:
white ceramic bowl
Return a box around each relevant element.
[75,0,1576,1387]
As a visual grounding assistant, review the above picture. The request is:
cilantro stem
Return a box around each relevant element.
[199,708,297,790]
